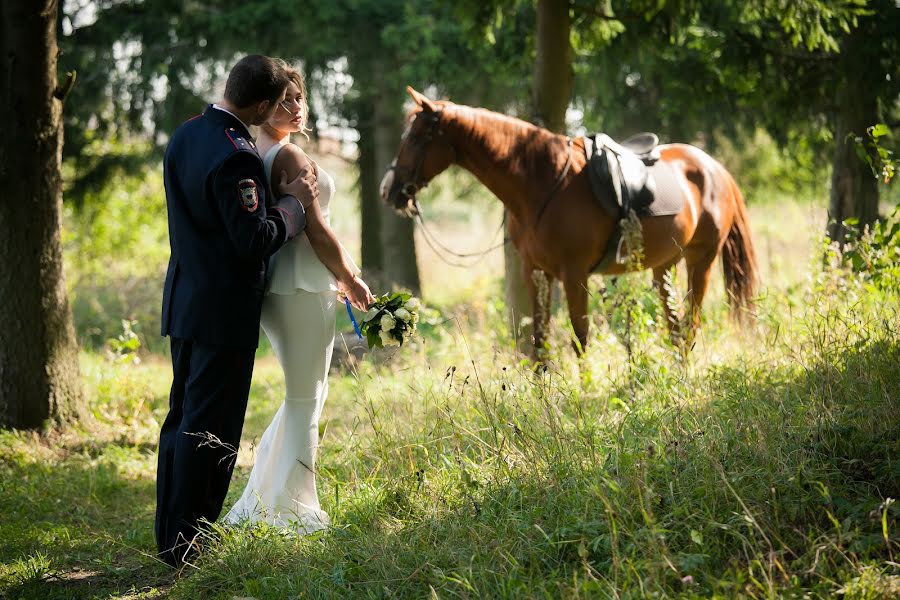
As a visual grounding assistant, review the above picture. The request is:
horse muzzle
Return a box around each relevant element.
[379,169,420,217]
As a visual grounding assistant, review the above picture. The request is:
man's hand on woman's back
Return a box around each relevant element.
[279,167,318,208]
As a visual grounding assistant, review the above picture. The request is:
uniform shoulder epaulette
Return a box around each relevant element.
[224,127,258,153]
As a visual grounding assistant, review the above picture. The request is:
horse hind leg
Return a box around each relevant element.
[685,249,718,346]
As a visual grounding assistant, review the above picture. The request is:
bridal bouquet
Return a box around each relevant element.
[361,292,420,348]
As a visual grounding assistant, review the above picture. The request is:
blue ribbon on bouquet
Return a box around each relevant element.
[345,298,363,340]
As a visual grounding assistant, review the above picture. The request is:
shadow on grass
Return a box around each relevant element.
[0,359,294,600]
[2,334,895,599]
[168,337,899,599]
[0,445,174,599]
[64,439,159,459]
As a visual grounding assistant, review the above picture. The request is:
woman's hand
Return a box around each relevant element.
[338,275,375,311]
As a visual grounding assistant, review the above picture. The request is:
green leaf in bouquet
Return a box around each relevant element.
[366,327,381,349]
[362,306,383,323]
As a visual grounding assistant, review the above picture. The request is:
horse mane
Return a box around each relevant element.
[435,102,570,182]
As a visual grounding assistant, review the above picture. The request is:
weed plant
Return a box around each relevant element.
[164,234,899,599]
[2,176,897,598]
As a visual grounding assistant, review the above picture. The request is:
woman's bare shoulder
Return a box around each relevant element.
[272,142,313,177]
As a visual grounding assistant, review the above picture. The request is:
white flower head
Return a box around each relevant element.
[394,307,411,322]
[380,313,396,332]
[379,329,400,347]
[404,297,420,312]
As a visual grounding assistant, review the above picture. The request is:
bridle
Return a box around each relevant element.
[384,109,457,213]
[384,108,574,267]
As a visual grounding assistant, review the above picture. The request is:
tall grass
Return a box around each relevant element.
[6,142,893,598]
[165,223,898,599]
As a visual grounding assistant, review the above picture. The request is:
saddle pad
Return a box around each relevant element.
[642,161,685,217]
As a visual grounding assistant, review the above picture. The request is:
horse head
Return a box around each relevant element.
[380,87,457,217]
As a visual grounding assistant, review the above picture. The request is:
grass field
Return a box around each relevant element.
[2,184,898,598]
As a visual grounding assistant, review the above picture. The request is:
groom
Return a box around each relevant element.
[155,55,317,566]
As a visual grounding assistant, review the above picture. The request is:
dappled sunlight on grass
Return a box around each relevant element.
[5,195,899,598]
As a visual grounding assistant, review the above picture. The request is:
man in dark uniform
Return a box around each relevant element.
[155,55,317,566]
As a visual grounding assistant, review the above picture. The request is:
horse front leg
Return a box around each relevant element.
[526,266,553,362]
[562,274,590,356]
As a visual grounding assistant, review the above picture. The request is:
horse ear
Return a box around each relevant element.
[406,86,437,113]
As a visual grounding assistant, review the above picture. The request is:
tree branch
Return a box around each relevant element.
[54,70,76,101]
[569,1,641,22]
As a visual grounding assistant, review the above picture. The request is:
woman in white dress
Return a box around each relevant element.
[225,64,374,533]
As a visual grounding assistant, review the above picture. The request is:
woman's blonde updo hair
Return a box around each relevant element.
[276,59,312,139]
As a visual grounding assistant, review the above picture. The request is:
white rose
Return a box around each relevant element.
[379,330,400,347]
[404,298,420,312]
[380,313,396,332]
[394,307,411,322]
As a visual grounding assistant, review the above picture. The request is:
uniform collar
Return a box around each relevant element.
[209,104,253,138]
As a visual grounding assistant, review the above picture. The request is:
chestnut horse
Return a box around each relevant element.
[381,87,758,355]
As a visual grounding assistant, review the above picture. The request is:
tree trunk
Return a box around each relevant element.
[0,0,84,429]
[373,61,420,294]
[355,98,384,283]
[532,0,573,132]
[504,235,532,348]
[505,0,573,352]
[827,58,881,244]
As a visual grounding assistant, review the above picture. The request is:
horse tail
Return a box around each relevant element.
[720,170,759,323]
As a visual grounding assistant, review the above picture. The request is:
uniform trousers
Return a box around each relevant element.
[154,337,255,566]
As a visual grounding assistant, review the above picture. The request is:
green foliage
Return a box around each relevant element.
[856,123,899,185]
[6,198,899,599]
[712,127,829,199]
[571,0,897,165]
[106,320,142,364]
[2,552,55,589]
[735,0,870,52]
[63,162,168,353]
[842,205,900,291]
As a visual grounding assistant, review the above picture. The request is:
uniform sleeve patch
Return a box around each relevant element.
[238,178,259,212]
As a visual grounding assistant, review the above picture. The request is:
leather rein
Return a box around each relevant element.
[386,109,574,266]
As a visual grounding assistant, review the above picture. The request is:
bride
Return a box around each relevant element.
[225,62,374,533]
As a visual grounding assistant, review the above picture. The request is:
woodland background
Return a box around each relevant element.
[0,1,898,598]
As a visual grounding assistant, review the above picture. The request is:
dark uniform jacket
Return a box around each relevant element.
[161,105,306,348]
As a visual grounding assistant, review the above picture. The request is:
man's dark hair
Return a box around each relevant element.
[224,55,289,108]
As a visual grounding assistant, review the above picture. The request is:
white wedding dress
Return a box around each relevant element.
[224,142,359,534]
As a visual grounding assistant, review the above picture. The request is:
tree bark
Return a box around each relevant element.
[0,0,84,428]
[372,60,420,294]
[506,0,573,352]
[532,0,573,132]
[827,96,880,244]
[355,97,384,283]
[827,31,881,244]
[504,234,532,348]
